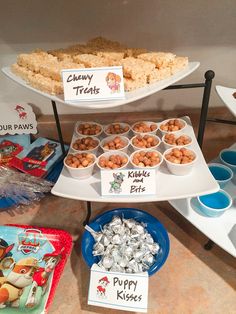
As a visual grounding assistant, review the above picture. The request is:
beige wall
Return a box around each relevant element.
[0,0,235,115]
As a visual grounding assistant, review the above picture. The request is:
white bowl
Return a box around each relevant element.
[159,118,187,135]
[100,135,130,153]
[103,122,130,137]
[130,134,161,151]
[97,151,129,170]
[70,135,100,155]
[162,133,192,150]
[131,121,158,136]
[163,147,197,176]
[64,152,96,180]
[130,149,163,171]
[75,121,103,138]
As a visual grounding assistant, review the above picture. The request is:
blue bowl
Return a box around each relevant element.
[219,149,236,173]
[208,163,233,188]
[81,208,170,276]
[197,189,232,217]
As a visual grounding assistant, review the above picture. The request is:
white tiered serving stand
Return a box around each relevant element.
[4,63,235,257]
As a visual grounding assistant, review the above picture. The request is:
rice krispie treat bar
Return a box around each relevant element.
[125,48,148,58]
[73,54,110,68]
[17,51,57,73]
[11,63,63,95]
[39,60,85,81]
[28,73,63,95]
[168,56,188,74]
[147,67,172,83]
[11,63,33,82]
[121,57,155,81]
[138,52,176,68]
[124,77,147,92]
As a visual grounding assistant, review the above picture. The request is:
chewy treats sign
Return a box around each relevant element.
[88,264,149,312]
[62,66,125,102]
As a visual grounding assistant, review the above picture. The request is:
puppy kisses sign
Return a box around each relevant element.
[88,264,149,312]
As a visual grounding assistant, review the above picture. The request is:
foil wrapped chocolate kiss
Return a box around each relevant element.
[85,216,160,273]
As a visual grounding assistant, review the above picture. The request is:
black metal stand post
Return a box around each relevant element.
[167,71,216,252]
[197,70,215,148]
[83,201,92,226]
[51,100,66,156]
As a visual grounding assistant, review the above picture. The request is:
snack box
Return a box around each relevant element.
[0,224,72,313]
[10,137,67,178]
[0,135,31,166]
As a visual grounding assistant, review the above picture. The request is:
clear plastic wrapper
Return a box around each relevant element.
[0,165,53,208]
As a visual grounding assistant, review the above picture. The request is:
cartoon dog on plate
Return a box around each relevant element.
[0,257,38,308]
[25,250,62,308]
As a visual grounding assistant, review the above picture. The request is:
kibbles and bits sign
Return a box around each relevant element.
[62,66,125,102]
[101,169,156,196]
[88,264,149,312]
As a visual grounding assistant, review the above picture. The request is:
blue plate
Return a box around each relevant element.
[81,208,170,276]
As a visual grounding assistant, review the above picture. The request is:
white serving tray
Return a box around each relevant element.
[215,85,236,117]
[52,117,219,203]
[2,62,200,110]
[169,143,236,258]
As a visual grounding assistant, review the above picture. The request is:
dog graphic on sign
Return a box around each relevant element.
[96,276,110,298]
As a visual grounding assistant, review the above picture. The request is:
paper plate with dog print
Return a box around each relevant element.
[0,224,72,313]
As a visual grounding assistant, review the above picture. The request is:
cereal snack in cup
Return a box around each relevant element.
[131,134,161,151]
[64,152,96,179]
[75,121,103,137]
[97,151,129,170]
[104,122,130,136]
[131,121,158,135]
[130,149,163,170]
[164,147,197,176]
[100,135,130,153]
[159,118,186,135]
[162,133,192,149]
[71,136,100,154]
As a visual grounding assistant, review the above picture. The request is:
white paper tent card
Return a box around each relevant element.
[0,103,37,135]
[88,264,149,312]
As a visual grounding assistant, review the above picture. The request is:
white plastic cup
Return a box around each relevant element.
[162,133,192,150]
[100,135,130,154]
[97,151,129,170]
[130,134,161,151]
[163,147,197,176]
[130,149,163,171]
[159,118,187,136]
[103,122,130,137]
[75,121,103,138]
[131,121,158,136]
[64,153,96,180]
[70,135,100,155]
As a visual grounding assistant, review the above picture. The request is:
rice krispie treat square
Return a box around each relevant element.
[124,77,147,92]
[121,57,155,80]
[168,56,188,74]
[147,67,171,83]
[73,54,110,67]
[27,73,63,95]
[17,52,57,73]
[11,63,34,82]
[39,60,85,81]
[138,52,176,68]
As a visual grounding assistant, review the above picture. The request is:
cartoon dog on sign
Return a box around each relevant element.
[106,72,121,93]
[96,276,110,298]
[109,172,125,194]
